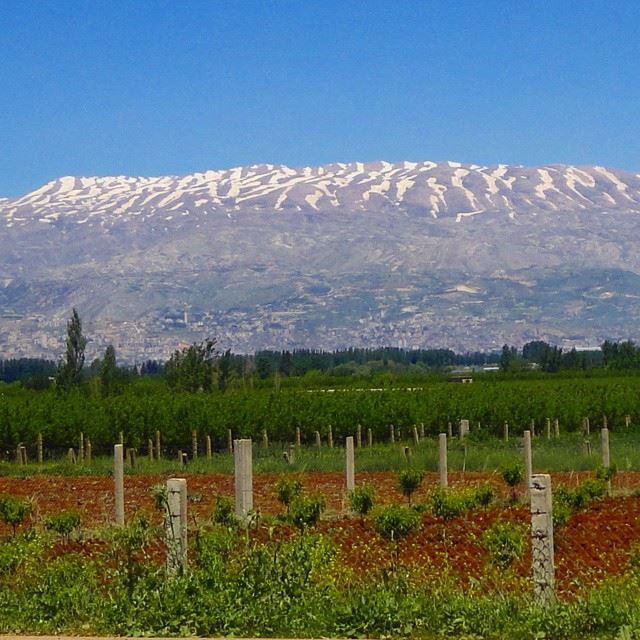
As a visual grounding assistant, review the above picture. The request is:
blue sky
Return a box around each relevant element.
[1,0,639,197]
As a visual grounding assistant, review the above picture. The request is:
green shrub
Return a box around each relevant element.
[595,464,617,482]
[212,495,237,527]
[44,510,82,541]
[501,462,524,502]
[289,495,325,531]
[482,521,526,567]
[470,483,496,509]
[429,488,468,520]
[0,495,32,536]
[275,476,303,512]
[372,504,420,541]
[397,469,424,505]
[348,484,375,517]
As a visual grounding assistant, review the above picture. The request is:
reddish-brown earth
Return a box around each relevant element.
[1,470,639,596]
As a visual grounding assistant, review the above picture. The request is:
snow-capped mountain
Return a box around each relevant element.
[1,160,640,360]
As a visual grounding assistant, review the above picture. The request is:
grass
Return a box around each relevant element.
[0,428,637,476]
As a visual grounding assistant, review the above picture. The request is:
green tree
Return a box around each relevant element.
[165,339,217,392]
[55,308,87,389]
[100,345,118,396]
[217,349,233,392]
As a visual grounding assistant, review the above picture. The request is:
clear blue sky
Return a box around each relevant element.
[1,0,639,197]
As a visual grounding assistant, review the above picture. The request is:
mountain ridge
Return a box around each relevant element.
[1,160,640,361]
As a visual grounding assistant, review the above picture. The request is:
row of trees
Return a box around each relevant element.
[500,341,604,373]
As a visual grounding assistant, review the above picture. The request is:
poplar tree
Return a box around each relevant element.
[55,308,87,389]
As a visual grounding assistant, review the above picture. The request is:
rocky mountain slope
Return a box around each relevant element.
[1,160,640,360]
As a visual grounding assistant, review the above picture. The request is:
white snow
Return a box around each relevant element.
[594,166,634,201]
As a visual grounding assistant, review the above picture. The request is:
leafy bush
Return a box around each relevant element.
[372,504,420,540]
[212,495,237,527]
[482,521,526,567]
[44,510,82,541]
[397,468,424,505]
[595,464,617,482]
[275,476,303,512]
[501,462,524,502]
[471,483,496,509]
[428,485,495,520]
[289,495,326,531]
[0,494,32,536]
[348,484,375,517]
[554,478,607,527]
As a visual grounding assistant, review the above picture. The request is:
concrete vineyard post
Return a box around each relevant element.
[346,436,355,492]
[601,428,611,494]
[67,448,76,464]
[234,439,253,520]
[206,435,212,459]
[295,427,301,449]
[227,429,233,454]
[328,425,334,448]
[545,418,551,439]
[447,422,453,438]
[177,449,183,466]
[165,478,187,575]
[530,473,555,606]
[262,429,269,449]
[626,415,631,429]
[524,430,532,498]
[37,433,43,464]
[85,439,92,464]
[413,426,420,445]
[114,444,125,526]
[420,422,425,439]
[79,433,84,464]
[439,433,448,488]
[367,428,373,447]
[585,417,590,435]
[148,439,154,461]
[155,430,161,460]
[530,419,536,437]
[315,430,321,449]
[503,422,509,442]
[127,447,136,468]
[554,419,560,438]
[390,424,395,443]
[119,431,124,446]
[356,424,362,448]
[16,445,22,465]
[459,419,469,439]
[603,415,608,430]
[192,430,198,459]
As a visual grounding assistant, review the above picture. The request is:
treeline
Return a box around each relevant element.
[500,341,604,373]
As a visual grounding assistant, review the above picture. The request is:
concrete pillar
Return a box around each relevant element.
[119,431,124,446]
[295,427,301,449]
[530,419,536,437]
[439,433,448,488]
[625,415,631,428]
[585,417,590,435]
[315,430,321,449]
[165,477,187,575]
[390,424,395,443]
[503,421,509,442]
[67,448,76,464]
[356,424,362,448]
[603,414,608,430]
[545,418,551,439]
[447,422,453,438]
[37,433,43,464]
[85,439,92,464]
[155,430,161,459]
[328,424,334,448]
[420,423,425,439]
[114,444,125,526]
[367,427,373,447]
[227,429,233,454]
[78,433,84,464]
[530,473,555,605]
[413,426,420,445]
[346,436,355,492]
[234,439,253,520]
[554,419,560,438]
[192,430,198,459]
[601,428,611,494]
[148,438,154,461]
[524,430,532,497]
[459,419,469,439]
[206,435,212,459]
[262,429,269,449]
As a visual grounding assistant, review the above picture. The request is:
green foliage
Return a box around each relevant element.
[501,461,524,487]
[0,494,32,535]
[428,485,495,520]
[554,477,608,527]
[595,463,618,482]
[44,510,81,540]
[348,483,375,516]
[55,308,87,389]
[212,495,237,527]
[165,339,217,392]
[372,504,421,540]
[396,468,424,505]
[274,476,303,511]
[288,495,326,531]
[481,520,526,567]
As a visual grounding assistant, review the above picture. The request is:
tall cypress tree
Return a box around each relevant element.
[55,308,87,389]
